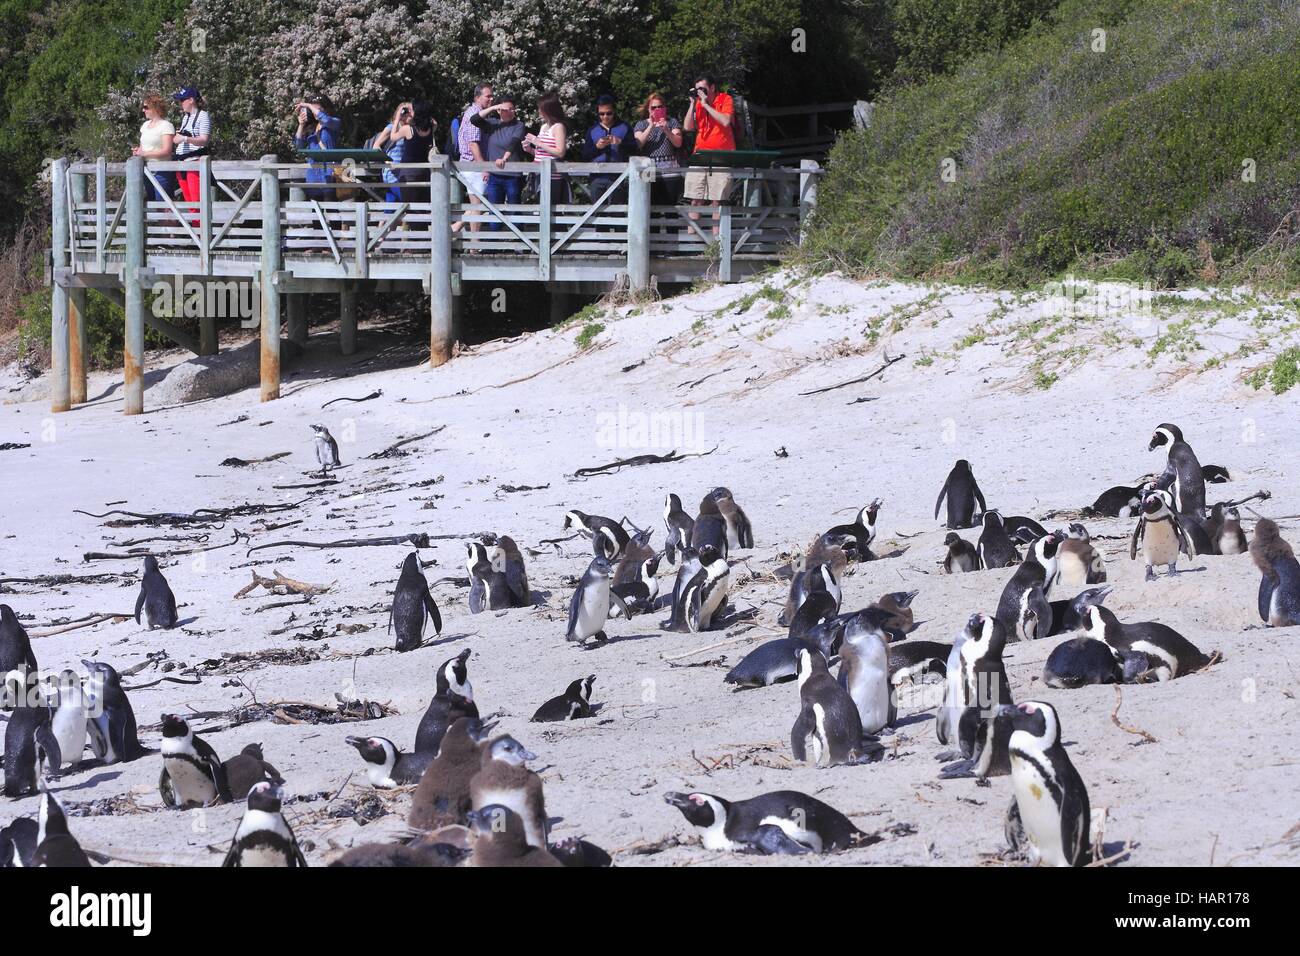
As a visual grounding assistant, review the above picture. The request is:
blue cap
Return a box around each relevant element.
[172,87,199,102]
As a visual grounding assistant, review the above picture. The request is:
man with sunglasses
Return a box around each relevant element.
[582,94,631,205]
[682,74,735,234]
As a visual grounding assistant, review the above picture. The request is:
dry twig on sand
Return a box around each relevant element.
[234,569,336,599]
[1111,687,1157,743]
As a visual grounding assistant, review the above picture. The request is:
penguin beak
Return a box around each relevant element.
[663,792,691,808]
[520,748,538,762]
[344,736,367,750]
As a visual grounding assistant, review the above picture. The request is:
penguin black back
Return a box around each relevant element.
[390,552,442,652]
[135,555,179,630]
[0,604,38,677]
[935,459,986,529]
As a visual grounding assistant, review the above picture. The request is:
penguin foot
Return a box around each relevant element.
[1144,565,1156,582]
[1167,563,1178,575]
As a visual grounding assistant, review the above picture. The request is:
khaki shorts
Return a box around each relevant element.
[683,169,732,202]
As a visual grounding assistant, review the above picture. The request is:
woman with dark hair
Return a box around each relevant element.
[133,93,176,202]
[293,94,342,196]
[172,86,212,212]
[523,91,570,204]
[390,100,439,201]
[373,100,413,203]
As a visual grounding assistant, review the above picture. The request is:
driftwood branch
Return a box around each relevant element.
[246,531,466,556]
[797,352,905,397]
[365,427,445,460]
[572,445,720,479]
[29,612,134,639]
[234,570,336,599]
[322,389,383,408]
[83,529,249,562]
[74,501,305,527]
[220,451,291,468]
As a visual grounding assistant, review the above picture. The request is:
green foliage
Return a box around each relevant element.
[801,0,1300,289]
[575,320,605,348]
[891,0,1060,78]
[1246,346,1300,394]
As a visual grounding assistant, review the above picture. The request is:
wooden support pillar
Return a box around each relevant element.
[339,282,357,355]
[286,184,307,345]
[68,170,89,404]
[799,159,820,244]
[259,155,281,401]
[719,204,733,282]
[49,158,71,413]
[123,157,145,415]
[627,156,651,293]
[428,155,454,366]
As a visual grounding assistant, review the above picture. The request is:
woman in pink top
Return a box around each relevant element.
[523,91,570,204]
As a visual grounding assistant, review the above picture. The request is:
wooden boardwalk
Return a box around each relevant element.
[45,155,821,414]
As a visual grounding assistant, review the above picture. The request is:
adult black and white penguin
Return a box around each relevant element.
[1003,515,1048,543]
[465,541,511,613]
[888,641,953,687]
[612,553,661,614]
[995,531,1063,641]
[711,487,754,549]
[0,604,38,679]
[1045,583,1113,636]
[466,805,562,867]
[531,675,596,721]
[690,493,730,558]
[495,535,531,607]
[310,422,341,476]
[564,509,630,561]
[663,493,695,565]
[1080,604,1210,681]
[681,544,730,632]
[1055,523,1106,588]
[934,459,987,529]
[1205,504,1248,556]
[790,648,862,767]
[663,789,866,854]
[408,716,495,830]
[936,613,1013,761]
[346,735,434,787]
[1043,637,1147,688]
[566,555,630,645]
[723,590,841,689]
[1089,483,1148,518]
[390,551,442,652]
[1250,518,1300,627]
[80,658,146,765]
[221,782,308,867]
[942,532,978,573]
[414,649,479,755]
[3,703,60,797]
[1130,488,1194,580]
[662,546,702,632]
[134,555,178,630]
[1149,423,1206,516]
[1201,464,1231,483]
[32,785,90,868]
[1004,701,1091,867]
[837,608,895,735]
[470,735,548,849]
[978,511,1021,570]
[159,713,232,808]
[0,816,37,867]
[48,670,87,773]
[825,498,883,562]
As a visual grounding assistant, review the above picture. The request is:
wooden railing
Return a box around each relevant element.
[46,154,821,415]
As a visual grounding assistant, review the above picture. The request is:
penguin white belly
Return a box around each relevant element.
[811,703,828,767]
[475,788,544,847]
[699,818,740,851]
[1055,551,1088,589]
[846,649,890,734]
[51,707,87,769]
[165,759,218,804]
[1218,531,1243,555]
[235,809,293,866]
[691,573,728,631]
[1011,757,1069,867]
[1143,521,1180,566]
[757,815,823,853]
[576,589,610,637]
[1127,639,1177,680]
[1269,591,1296,627]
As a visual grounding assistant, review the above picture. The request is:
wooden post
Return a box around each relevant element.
[538,161,552,281]
[198,156,212,274]
[719,203,733,282]
[68,168,89,405]
[259,155,281,401]
[49,158,71,413]
[339,281,357,355]
[799,159,820,244]
[354,201,369,281]
[626,157,651,293]
[286,184,306,345]
[123,157,146,415]
[429,155,454,366]
[95,157,107,273]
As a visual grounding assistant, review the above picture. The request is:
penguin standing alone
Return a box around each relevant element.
[566,556,629,645]
[934,460,987,529]
[390,552,442,652]
[310,423,341,477]
[135,556,178,630]
[1005,701,1091,867]
[222,782,308,867]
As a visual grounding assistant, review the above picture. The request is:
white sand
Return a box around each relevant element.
[1,272,1296,866]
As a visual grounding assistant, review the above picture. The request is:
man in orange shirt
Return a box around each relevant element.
[682,74,735,234]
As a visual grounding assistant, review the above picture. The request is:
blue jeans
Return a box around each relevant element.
[483,174,522,231]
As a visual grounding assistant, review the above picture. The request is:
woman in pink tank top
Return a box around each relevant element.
[524,91,570,203]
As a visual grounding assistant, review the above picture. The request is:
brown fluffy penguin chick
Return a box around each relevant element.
[612,528,655,588]
[469,735,548,849]
[1250,518,1293,580]
[408,717,493,831]
[468,805,562,867]
[222,743,283,802]
[1055,539,1105,588]
[870,590,918,641]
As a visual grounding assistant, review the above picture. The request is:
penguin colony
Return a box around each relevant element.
[0,420,1293,868]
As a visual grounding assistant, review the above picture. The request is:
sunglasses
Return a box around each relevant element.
[598,111,614,116]
[695,87,709,94]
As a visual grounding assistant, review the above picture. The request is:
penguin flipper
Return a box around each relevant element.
[221,837,240,867]
[159,767,177,807]
[610,589,632,622]
[134,588,145,624]
[934,481,948,521]
[1129,518,1143,560]
[1004,796,1027,856]
[1174,515,1195,559]
[34,725,62,778]
[750,825,812,855]
[424,589,442,635]
[972,481,987,517]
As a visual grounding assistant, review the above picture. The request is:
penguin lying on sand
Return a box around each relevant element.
[346,735,434,787]
[1080,605,1210,682]
[663,790,873,854]
[467,805,562,867]
[531,675,596,721]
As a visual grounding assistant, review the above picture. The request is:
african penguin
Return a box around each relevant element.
[413,649,478,755]
[825,498,882,562]
[1055,523,1106,587]
[934,459,987,529]
[48,670,87,773]
[531,675,596,722]
[390,551,442,652]
[663,493,695,565]
[3,703,60,797]
[612,553,661,614]
[159,713,232,808]
[1045,583,1113,636]
[495,535,532,607]
[470,735,548,849]
[408,716,495,830]
[790,647,862,767]
[1206,504,1248,556]
[1250,518,1300,626]
[81,658,146,764]
[1003,515,1048,543]
[1130,489,1193,580]
[221,782,308,867]
[837,607,895,735]
[346,735,434,787]
[978,511,1021,570]
[465,541,511,613]
[134,555,178,630]
[1043,636,1146,688]
[942,532,978,573]
[995,532,1063,641]
[310,423,341,476]
[871,589,919,641]
[663,790,866,854]
[1005,701,1091,867]
[566,555,630,645]
[1149,423,1205,516]
[1090,484,1147,518]
[690,494,730,558]
[682,545,729,632]
[711,487,754,549]
[0,604,38,679]
[467,805,562,867]
[0,816,37,867]
[1080,604,1210,682]
[563,509,630,562]
[32,785,90,868]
